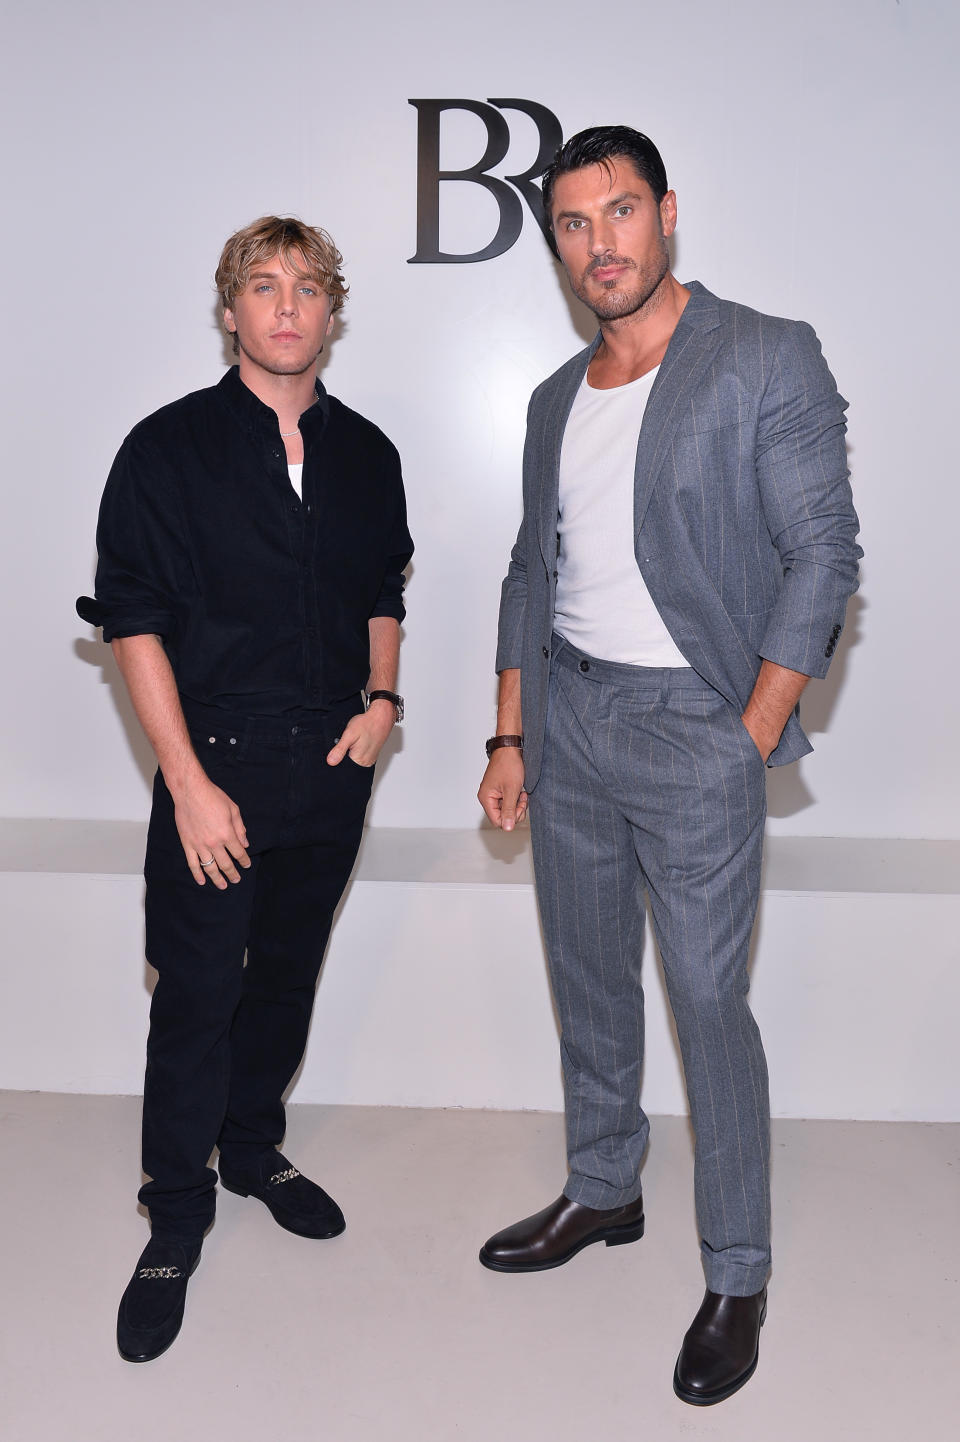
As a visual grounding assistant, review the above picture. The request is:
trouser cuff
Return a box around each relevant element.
[563,1175,643,1210]
[701,1253,770,1297]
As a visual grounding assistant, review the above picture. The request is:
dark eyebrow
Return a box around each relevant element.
[554,190,646,224]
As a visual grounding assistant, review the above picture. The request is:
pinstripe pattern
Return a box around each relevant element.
[496,280,859,1296]
[531,638,770,1296]
[496,282,861,794]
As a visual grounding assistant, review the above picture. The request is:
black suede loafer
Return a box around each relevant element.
[117,1237,201,1363]
[479,1191,645,1273]
[219,1151,345,1239]
[673,1286,767,1405]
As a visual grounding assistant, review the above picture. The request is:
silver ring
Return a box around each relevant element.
[199,855,216,868]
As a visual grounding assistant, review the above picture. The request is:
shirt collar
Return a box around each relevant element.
[216,365,330,436]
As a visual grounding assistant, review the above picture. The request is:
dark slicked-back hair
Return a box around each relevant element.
[541,125,669,225]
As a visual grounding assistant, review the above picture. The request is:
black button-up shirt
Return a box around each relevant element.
[77,367,413,715]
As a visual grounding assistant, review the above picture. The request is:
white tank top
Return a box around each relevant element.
[554,367,688,667]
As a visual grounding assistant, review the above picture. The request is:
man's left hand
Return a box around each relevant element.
[326,702,395,768]
[739,713,777,765]
[740,658,812,765]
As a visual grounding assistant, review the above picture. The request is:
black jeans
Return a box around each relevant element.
[139,696,373,1242]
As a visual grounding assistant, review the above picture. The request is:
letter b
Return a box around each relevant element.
[408,99,563,264]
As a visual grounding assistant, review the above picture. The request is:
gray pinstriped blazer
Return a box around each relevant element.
[496,281,862,792]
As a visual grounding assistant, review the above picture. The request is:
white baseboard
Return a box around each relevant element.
[1,822,957,1120]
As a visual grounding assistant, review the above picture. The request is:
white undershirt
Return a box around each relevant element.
[554,366,688,667]
[287,462,303,500]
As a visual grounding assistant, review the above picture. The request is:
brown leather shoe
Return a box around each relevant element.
[673,1287,767,1405]
[479,1191,645,1273]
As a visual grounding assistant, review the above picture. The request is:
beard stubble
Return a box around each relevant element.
[570,236,670,322]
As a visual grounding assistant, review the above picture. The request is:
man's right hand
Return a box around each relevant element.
[478,748,528,832]
[170,774,251,888]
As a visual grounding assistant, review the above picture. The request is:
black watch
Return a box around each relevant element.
[365,689,404,723]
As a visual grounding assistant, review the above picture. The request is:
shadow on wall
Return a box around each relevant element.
[766,589,866,820]
[73,638,159,794]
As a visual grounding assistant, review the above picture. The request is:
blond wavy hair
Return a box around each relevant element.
[215,216,348,335]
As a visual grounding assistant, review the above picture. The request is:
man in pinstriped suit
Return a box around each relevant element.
[477,127,860,1406]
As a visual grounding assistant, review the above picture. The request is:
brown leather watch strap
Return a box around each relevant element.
[485,734,524,759]
[366,690,404,723]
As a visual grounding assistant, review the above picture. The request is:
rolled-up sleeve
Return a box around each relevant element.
[76,429,194,642]
[756,322,862,679]
[368,446,413,624]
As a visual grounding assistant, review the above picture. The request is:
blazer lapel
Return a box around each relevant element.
[633,281,722,533]
[536,336,600,565]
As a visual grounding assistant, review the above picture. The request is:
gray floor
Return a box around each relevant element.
[1,1094,956,1441]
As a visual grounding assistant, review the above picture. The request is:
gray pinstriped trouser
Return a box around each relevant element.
[529,637,771,1295]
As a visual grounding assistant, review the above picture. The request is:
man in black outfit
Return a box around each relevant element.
[77,216,412,1362]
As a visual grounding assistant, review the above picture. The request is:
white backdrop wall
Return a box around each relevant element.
[2,0,957,840]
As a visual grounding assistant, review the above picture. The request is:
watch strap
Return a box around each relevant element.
[485,734,523,759]
[366,690,404,723]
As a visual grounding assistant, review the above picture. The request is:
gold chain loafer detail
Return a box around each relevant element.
[673,1287,767,1406]
[117,1238,201,1363]
[219,1150,345,1239]
[479,1191,645,1273]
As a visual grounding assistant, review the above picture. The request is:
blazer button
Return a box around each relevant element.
[825,644,834,657]
[542,646,550,659]
[579,659,589,673]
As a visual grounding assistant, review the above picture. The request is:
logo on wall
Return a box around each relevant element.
[408,99,563,264]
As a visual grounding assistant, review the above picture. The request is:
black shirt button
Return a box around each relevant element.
[579,659,589,673]
[542,646,549,658]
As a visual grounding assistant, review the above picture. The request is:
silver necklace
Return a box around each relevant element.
[280,392,319,438]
